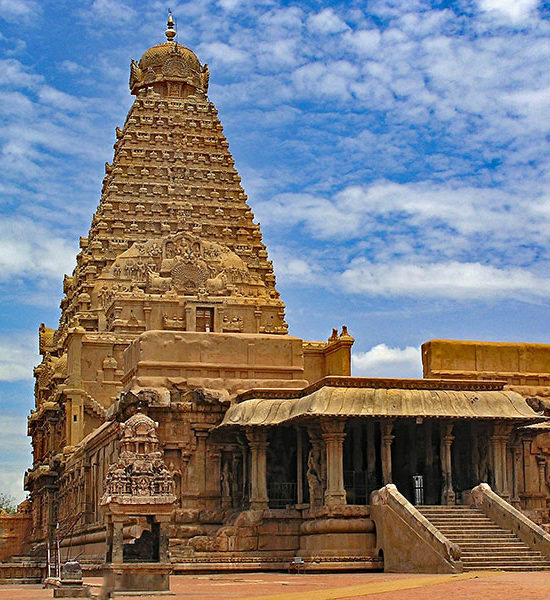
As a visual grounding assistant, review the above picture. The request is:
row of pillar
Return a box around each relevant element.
[245,419,516,509]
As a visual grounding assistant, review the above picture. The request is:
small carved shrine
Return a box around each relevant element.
[100,411,176,594]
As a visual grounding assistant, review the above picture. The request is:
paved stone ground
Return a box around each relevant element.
[1,571,549,599]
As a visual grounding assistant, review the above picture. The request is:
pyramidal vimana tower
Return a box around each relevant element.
[14,14,550,579]
[24,14,356,571]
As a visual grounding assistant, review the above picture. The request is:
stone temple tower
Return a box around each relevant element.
[26,14,351,554]
[60,13,287,341]
[32,17,289,442]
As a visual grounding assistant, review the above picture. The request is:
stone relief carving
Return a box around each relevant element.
[306,446,324,507]
[105,232,270,300]
[101,412,175,502]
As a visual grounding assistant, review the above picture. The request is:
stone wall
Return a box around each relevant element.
[0,501,32,562]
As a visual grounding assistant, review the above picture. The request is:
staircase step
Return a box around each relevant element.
[418,504,550,571]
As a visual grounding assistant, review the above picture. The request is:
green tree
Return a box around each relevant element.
[0,492,17,514]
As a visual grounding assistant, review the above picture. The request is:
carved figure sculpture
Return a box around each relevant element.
[306,447,323,507]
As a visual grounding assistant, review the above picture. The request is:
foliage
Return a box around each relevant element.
[0,492,17,514]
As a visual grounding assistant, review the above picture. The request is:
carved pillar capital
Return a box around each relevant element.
[246,428,269,447]
[320,417,346,436]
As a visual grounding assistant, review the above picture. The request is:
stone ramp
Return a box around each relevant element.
[418,506,550,571]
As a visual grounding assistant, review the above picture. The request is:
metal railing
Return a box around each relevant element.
[344,470,367,504]
[268,482,297,508]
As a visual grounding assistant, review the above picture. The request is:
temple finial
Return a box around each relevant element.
[165,9,176,42]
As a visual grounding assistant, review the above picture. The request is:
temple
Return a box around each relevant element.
[2,15,550,583]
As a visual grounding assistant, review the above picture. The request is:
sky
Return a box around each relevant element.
[2,0,550,502]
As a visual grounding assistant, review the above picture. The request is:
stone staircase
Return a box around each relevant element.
[0,556,44,583]
[418,505,550,571]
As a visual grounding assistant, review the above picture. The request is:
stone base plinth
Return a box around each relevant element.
[53,586,91,598]
[298,516,376,560]
[103,563,173,596]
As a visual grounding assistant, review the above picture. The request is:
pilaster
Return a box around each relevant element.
[320,418,347,507]
[246,429,269,510]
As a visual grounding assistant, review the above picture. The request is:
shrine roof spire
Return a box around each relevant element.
[165,9,177,43]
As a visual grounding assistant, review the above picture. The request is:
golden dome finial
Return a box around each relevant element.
[165,9,177,43]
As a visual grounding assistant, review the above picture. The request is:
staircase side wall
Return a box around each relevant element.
[371,505,462,574]
[473,484,550,559]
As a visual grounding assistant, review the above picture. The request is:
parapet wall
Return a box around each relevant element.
[422,339,550,386]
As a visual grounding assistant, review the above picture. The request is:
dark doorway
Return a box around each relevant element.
[196,307,214,332]
[391,420,442,504]
[342,420,381,504]
[123,517,160,562]
[267,427,297,508]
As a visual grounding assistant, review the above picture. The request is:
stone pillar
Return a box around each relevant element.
[143,303,151,330]
[511,444,522,507]
[424,421,435,504]
[352,423,362,473]
[381,419,394,485]
[185,306,193,331]
[238,438,249,503]
[246,429,269,510]
[490,424,512,498]
[522,438,535,494]
[112,518,124,564]
[187,425,210,500]
[320,418,347,506]
[296,426,303,505]
[231,450,240,507]
[105,520,114,564]
[440,422,455,505]
[157,517,171,563]
[366,421,377,493]
[536,455,547,494]
[205,446,222,501]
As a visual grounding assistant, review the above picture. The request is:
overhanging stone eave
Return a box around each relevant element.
[220,385,544,429]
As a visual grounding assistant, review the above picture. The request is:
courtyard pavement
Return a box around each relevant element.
[1,571,549,599]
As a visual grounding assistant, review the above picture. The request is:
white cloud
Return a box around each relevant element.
[353,344,422,378]
[86,0,136,23]
[269,246,326,287]
[218,0,241,9]
[0,58,43,89]
[0,332,38,382]
[38,85,85,111]
[0,218,76,283]
[308,8,349,34]
[59,60,87,74]
[0,0,40,21]
[341,260,550,300]
[291,60,358,100]
[199,42,249,65]
[343,29,381,56]
[478,0,539,21]
[0,414,31,503]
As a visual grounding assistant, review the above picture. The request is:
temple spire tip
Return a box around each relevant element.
[165,9,177,42]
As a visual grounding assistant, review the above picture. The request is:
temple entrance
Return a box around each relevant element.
[196,307,214,332]
[451,421,491,502]
[343,421,381,504]
[391,420,442,505]
[266,427,297,508]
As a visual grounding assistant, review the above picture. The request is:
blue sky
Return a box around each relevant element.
[2,0,550,501]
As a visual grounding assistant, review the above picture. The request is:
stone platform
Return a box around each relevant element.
[1,572,550,600]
